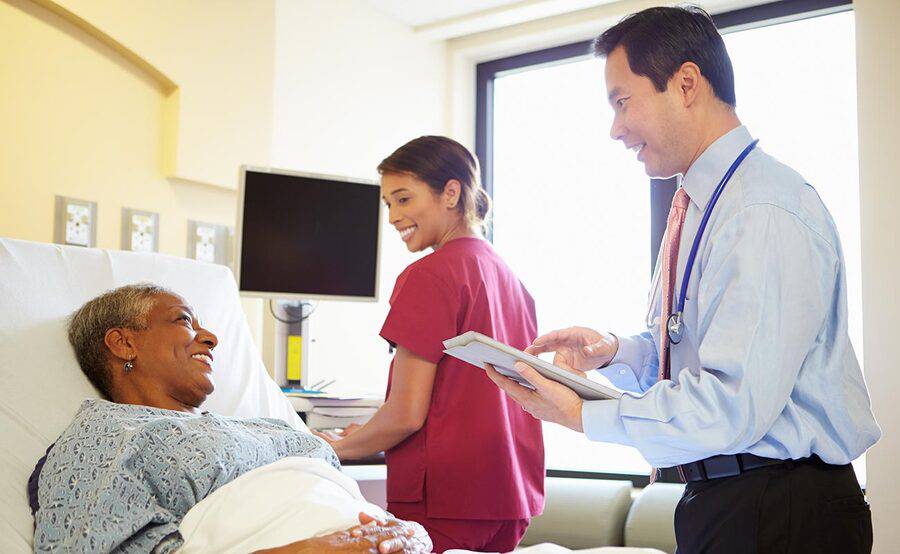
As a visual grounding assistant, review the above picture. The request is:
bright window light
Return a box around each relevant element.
[490,10,860,477]
[493,56,653,475]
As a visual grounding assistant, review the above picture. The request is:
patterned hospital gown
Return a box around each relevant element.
[33,399,338,553]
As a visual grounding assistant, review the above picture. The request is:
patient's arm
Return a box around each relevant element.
[315,346,435,460]
[255,512,432,553]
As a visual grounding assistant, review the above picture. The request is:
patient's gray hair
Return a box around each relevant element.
[67,283,176,397]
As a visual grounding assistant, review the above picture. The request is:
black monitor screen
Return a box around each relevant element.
[238,169,380,300]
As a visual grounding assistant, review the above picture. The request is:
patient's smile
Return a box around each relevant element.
[399,225,417,242]
[191,353,213,368]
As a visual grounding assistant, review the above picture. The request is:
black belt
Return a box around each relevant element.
[675,453,813,482]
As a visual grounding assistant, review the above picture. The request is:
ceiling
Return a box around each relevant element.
[364,0,529,27]
[363,0,620,39]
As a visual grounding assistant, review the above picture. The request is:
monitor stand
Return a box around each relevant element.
[272,299,312,390]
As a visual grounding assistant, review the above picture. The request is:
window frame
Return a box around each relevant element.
[475,0,853,485]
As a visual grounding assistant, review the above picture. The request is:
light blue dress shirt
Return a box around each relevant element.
[584,125,881,468]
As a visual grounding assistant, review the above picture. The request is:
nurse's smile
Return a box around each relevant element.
[398,225,417,242]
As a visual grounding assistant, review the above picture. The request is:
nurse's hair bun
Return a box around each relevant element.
[378,135,492,232]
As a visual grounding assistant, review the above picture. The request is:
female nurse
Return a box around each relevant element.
[316,136,544,553]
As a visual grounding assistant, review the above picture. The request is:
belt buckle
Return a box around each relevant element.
[703,454,742,479]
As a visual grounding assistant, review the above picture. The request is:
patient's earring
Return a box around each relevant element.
[124,359,134,373]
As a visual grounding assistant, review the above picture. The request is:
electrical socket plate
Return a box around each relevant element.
[121,208,159,253]
[54,196,97,247]
[187,221,233,267]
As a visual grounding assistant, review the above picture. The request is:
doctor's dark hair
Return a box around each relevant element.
[592,5,736,107]
[67,283,175,398]
[377,136,491,231]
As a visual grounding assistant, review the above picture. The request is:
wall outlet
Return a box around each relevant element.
[187,221,233,266]
[54,196,97,247]
[121,208,159,253]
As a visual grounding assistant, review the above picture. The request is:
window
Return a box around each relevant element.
[478,0,858,482]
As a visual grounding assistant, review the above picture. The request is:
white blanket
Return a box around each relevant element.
[177,458,662,554]
[178,457,388,553]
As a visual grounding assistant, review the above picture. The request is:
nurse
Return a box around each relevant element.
[316,136,544,553]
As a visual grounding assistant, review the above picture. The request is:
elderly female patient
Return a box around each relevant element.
[31,284,431,554]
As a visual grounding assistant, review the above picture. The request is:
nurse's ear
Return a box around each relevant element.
[442,179,462,210]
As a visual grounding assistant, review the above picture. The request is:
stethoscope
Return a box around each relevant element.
[665,139,759,345]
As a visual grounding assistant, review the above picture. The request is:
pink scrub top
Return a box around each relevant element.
[380,237,545,520]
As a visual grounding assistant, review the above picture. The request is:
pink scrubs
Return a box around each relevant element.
[380,237,545,553]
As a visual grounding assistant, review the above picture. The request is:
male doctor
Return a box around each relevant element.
[486,6,880,553]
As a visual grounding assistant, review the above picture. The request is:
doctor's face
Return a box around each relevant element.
[381,172,458,253]
[605,46,690,178]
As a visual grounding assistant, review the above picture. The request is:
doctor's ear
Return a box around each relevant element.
[104,328,137,363]
[674,61,702,107]
[443,179,462,209]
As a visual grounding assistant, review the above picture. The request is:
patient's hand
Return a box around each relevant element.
[352,513,431,553]
[254,512,432,553]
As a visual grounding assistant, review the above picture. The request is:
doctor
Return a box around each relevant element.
[486,6,880,553]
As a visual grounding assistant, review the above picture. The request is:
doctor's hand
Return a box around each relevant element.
[485,362,584,432]
[524,327,618,373]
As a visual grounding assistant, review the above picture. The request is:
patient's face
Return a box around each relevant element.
[131,294,219,408]
[381,172,461,252]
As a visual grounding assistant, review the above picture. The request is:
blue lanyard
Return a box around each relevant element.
[667,139,759,345]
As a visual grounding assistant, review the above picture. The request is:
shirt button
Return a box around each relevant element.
[620,369,627,375]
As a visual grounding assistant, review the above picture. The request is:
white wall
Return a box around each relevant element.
[854,1,900,552]
[268,0,447,394]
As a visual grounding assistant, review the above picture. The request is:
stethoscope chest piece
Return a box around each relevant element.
[663,138,759,349]
[667,312,684,344]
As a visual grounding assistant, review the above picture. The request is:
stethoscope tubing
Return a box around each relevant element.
[668,139,759,344]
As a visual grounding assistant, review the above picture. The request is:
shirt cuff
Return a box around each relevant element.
[595,364,642,393]
[610,334,647,370]
[582,399,632,446]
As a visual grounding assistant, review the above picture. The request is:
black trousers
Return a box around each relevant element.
[673,458,872,553]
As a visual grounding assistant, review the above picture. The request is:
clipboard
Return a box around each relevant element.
[442,331,622,401]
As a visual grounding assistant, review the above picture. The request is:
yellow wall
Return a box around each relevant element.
[0,0,449,379]
[44,0,278,189]
[0,0,242,253]
[0,0,269,346]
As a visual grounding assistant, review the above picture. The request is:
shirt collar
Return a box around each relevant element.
[681,125,754,212]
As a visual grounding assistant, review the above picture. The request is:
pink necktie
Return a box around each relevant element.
[658,188,690,381]
[650,187,690,485]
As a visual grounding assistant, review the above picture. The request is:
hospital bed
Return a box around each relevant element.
[0,237,673,553]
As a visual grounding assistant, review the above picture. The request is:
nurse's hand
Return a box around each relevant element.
[524,327,618,373]
[313,425,362,460]
[313,430,346,457]
[339,423,362,437]
[485,362,584,432]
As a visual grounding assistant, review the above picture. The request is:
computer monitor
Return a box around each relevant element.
[236,166,381,302]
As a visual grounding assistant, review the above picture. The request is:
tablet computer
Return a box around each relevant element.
[443,331,622,401]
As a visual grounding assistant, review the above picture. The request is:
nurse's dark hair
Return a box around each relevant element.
[67,283,175,398]
[592,5,736,107]
[377,136,491,231]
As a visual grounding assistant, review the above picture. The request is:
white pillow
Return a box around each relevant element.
[0,237,305,552]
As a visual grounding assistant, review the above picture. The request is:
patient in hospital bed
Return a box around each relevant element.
[29,284,432,554]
